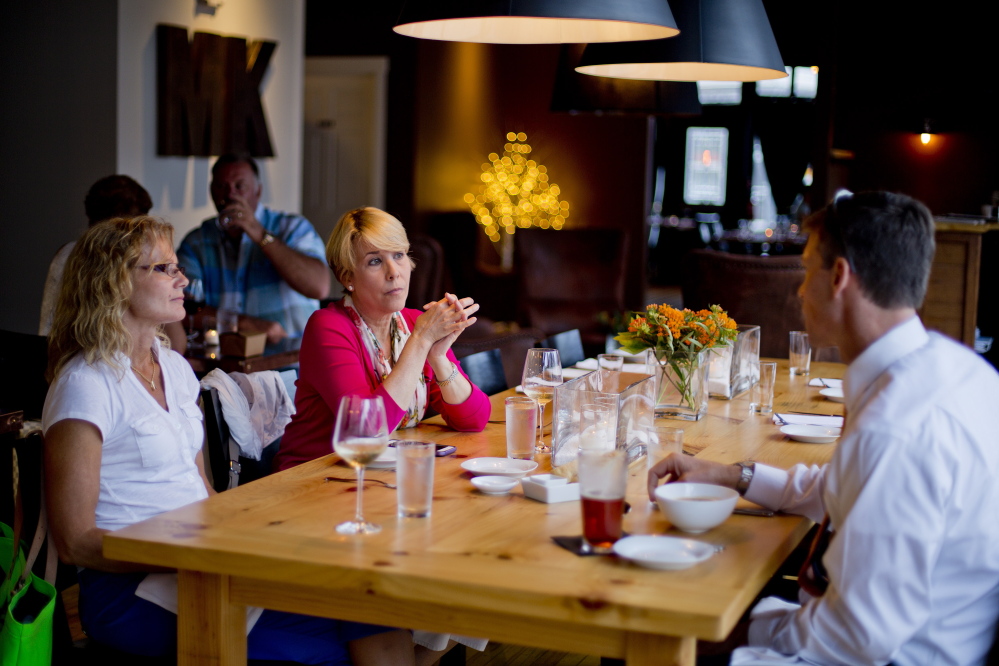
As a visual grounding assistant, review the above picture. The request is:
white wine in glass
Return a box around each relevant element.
[522,348,563,452]
[332,395,389,535]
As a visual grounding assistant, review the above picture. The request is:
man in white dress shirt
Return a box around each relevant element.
[649,191,999,665]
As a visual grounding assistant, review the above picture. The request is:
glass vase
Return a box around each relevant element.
[647,348,709,421]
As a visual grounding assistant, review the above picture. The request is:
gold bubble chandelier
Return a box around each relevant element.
[464,132,569,244]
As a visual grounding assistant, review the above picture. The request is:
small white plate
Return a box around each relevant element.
[819,387,845,403]
[612,535,716,570]
[780,425,841,444]
[461,457,538,478]
[470,475,519,495]
[367,448,397,469]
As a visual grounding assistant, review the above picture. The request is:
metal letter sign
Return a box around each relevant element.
[157,24,277,157]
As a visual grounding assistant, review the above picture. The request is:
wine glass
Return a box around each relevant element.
[332,395,389,535]
[521,348,563,452]
[183,278,205,342]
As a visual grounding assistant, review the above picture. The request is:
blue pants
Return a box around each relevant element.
[78,569,396,665]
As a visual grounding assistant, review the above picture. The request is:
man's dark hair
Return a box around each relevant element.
[804,191,935,309]
[212,153,259,179]
[83,175,153,225]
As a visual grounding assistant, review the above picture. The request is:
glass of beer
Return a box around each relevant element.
[578,448,627,553]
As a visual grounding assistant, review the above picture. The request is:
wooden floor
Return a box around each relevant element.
[463,643,602,666]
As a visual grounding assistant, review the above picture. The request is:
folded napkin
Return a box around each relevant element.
[773,413,844,428]
[576,358,599,370]
[562,367,591,379]
[808,377,843,388]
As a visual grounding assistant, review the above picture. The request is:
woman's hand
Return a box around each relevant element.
[415,293,478,355]
[647,453,742,502]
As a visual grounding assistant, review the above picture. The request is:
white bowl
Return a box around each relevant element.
[780,424,841,444]
[613,535,716,570]
[654,483,738,534]
[470,475,519,495]
[461,457,538,479]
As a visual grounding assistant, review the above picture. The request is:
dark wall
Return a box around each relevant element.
[0,2,118,334]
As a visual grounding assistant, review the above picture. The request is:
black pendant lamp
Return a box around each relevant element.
[576,0,786,82]
[393,0,679,44]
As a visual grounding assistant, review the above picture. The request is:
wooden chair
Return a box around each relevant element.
[452,327,545,390]
[514,228,628,355]
[681,249,806,359]
[539,329,586,368]
[454,349,507,396]
[405,232,445,310]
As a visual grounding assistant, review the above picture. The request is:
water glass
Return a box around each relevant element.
[789,331,811,376]
[750,362,778,414]
[646,425,683,473]
[578,403,615,452]
[597,354,624,372]
[578,449,627,554]
[505,397,537,460]
[396,441,435,518]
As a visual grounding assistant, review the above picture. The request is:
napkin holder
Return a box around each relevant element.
[707,324,760,399]
[219,331,267,358]
[521,475,580,503]
[550,369,655,480]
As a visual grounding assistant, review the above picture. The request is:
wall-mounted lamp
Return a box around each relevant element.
[920,119,934,145]
[393,0,678,44]
[576,0,786,82]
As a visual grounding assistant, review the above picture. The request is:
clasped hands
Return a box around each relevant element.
[418,293,479,355]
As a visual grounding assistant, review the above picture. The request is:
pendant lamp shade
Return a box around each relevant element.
[576,0,786,82]
[393,0,679,44]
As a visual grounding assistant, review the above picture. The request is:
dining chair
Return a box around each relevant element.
[454,348,507,397]
[539,329,586,368]
[452,326,545,390]
[405,232,445,310]
[0,328,50,421]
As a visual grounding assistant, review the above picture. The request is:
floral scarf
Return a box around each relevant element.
[342,295,427,428]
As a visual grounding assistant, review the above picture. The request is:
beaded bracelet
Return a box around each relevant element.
[436,362,459,388]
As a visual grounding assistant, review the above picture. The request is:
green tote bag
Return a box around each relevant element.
[1,521,55,666]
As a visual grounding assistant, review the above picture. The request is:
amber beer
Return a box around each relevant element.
[577,448,627,554]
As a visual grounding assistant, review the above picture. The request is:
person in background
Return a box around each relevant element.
[649,191,999,665]
[43,216,426,665]
[275,206,490,471]
[177,153,330,344]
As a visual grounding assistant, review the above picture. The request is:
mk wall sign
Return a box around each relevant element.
[157,24,277,157]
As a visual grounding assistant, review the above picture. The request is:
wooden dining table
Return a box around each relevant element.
[104,359,845,666]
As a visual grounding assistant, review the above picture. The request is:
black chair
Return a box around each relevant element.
[455,349,507,397]
[406,232,445,310]
[539,329,586,368]
[0,329,50,421]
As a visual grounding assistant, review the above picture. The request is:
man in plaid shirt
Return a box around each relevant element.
[178,154,330,343]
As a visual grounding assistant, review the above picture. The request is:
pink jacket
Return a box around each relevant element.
[275,301,490,471]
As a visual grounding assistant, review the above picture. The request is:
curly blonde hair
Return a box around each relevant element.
[47,216,175,381]
[325,207,414,287]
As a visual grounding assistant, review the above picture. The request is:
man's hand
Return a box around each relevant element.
[238,314,288,345]
[219,193,266,244]
[647,453,742,502]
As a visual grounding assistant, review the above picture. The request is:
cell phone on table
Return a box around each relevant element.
[388,440,456,457]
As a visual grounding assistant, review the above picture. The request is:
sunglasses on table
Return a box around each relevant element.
[137,262,187,278]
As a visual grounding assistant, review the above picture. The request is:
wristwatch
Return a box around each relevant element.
[259,232,276,248]
[734,461,756,496]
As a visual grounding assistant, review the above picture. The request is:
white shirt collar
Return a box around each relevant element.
[843,315,928,414]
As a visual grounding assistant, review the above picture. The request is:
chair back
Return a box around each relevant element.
[406,232,445,310]
[681,249,805,358]
[455,349,507,397]
[540,329,586,368]
[515,228,627,350]
[452,327,545,390]
[0,329,50,420]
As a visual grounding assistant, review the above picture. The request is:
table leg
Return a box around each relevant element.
[625,633,695,666]
[177,570,247,666]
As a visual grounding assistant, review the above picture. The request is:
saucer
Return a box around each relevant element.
[612,535,716,570]
[460,457,538,478]
[780,425,841,444]
[470,475,519,495]
[367,448,397,470]
[819,387,845,403]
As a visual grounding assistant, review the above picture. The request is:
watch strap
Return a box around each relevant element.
[259,232,276,247]
[734,461,755,496]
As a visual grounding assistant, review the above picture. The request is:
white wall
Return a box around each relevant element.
[117,0,305,245]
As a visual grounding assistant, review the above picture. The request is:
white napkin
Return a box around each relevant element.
[773,413,844,428]
[135,573,264,634]
[562,367,591,379]
[808,377,843,388]
[622,362,651,374]
[575,358,599,370]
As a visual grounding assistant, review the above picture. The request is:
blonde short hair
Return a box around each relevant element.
[326,207,414,285]
[47,216,174,381]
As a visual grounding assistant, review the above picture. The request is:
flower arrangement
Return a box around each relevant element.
[615,304,738,419]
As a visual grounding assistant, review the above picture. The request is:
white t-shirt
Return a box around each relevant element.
[42,343,208,531]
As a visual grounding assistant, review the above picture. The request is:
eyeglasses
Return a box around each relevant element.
[138,262,187,278]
